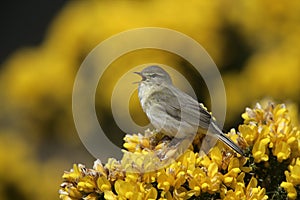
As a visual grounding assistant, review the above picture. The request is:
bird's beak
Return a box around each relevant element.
[134,71,141,76]
[133,71,145,84]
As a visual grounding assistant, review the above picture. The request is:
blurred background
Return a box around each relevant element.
[1,1,300,199]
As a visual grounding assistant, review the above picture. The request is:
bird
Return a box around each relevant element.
[134,65,244,156]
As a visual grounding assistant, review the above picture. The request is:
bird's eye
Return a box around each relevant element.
[149,74,158,78]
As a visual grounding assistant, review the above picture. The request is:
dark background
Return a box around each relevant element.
[0,1,68,65]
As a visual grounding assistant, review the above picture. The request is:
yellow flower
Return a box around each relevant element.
[59,102,300,199]
[281,157,300,199]
[126,172,140,183]
[104,191,117,200]
[209,146,223,167]
[252,137,270,162]
[121,150,161,174]
[245,177,268,199]
[159,191,173,200]
[62,164,83,181]
[93,159,108,177]
[188,167,205,196]
[113,180,158,200]
[221,184,245,200]
[241,102,299,163]
[173,187,190,199]
[123,130,159,153]
[142,171,157,183]
[59,183,82,199]
[77,176,97,193]
[280,182,297,199]
[242,103,265,125]
[188,163,222,194]
[141,183,158,200]
[222,177,267,200]
[97,176,111,192]
[157,170,175,192]
[83,193,99,200]
[123,133,145,152]
[105,158,124,181]
[273,141,290,162]
[289,163,300,185]
[223,157,242,188]
[178,150,197,174]
[239,124,258,145]
[114,179,140,199]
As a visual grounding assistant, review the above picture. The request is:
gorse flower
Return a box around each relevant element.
[241,102,300,163]
[221,176,268,200]
[59,101,300,199]
[281,158,300,199]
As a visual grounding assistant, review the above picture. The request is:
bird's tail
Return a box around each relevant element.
[210,122,244,156]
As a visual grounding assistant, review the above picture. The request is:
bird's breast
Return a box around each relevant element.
[138,83,155,112]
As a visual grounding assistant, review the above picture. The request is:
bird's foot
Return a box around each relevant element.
[156,136,193,161]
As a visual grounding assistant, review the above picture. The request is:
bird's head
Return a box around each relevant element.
[134,65,172,85]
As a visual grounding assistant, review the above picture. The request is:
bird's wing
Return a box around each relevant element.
[147,85,212,129]
[147,85,244,155]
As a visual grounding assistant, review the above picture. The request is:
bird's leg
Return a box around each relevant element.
[161,135,173,143]
[149,131,166,148]
[156,135,194,160]
[198,134,218,155]
[168,136,182,147]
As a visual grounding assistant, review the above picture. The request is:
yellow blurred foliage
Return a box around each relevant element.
[0,0,300,199]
